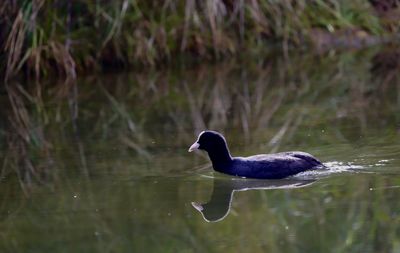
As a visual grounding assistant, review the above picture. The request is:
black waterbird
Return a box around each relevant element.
[188,130,323,179]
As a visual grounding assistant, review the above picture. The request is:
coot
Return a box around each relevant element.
[188,130,323,179]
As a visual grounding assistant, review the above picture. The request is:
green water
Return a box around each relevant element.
[1,49,400,252]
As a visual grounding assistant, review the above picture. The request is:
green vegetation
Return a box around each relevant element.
[1,0,397,80]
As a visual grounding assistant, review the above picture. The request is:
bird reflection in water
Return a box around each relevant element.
[192,177,315,222]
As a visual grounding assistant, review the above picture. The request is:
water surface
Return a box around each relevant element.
[0,49,400,252]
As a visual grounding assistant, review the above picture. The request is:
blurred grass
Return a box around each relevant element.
[1,0,396,80]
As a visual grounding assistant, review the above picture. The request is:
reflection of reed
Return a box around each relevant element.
[371,47,400,90]
[1,51,400,253]
[5,83,51,191]
[1,50,400,190]
[98,81,151,159]
[3,78,80,190]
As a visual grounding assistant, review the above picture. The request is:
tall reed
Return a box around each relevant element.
[0,0,389,80]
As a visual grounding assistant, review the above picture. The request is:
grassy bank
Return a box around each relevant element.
[0,0,398,80]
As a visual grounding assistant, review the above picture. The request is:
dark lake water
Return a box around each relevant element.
[0,48,400,252]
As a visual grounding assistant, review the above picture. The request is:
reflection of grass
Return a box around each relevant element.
[4,83,53,193]
[1,0,389,80]
[0,50,399,251]
[1,49,399,189]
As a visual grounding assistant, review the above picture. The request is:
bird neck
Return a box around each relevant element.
[207,145,233,171]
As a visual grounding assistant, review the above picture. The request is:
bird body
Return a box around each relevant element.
[189,131,323,179]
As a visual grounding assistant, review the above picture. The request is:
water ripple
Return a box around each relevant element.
[293,161,365,179]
